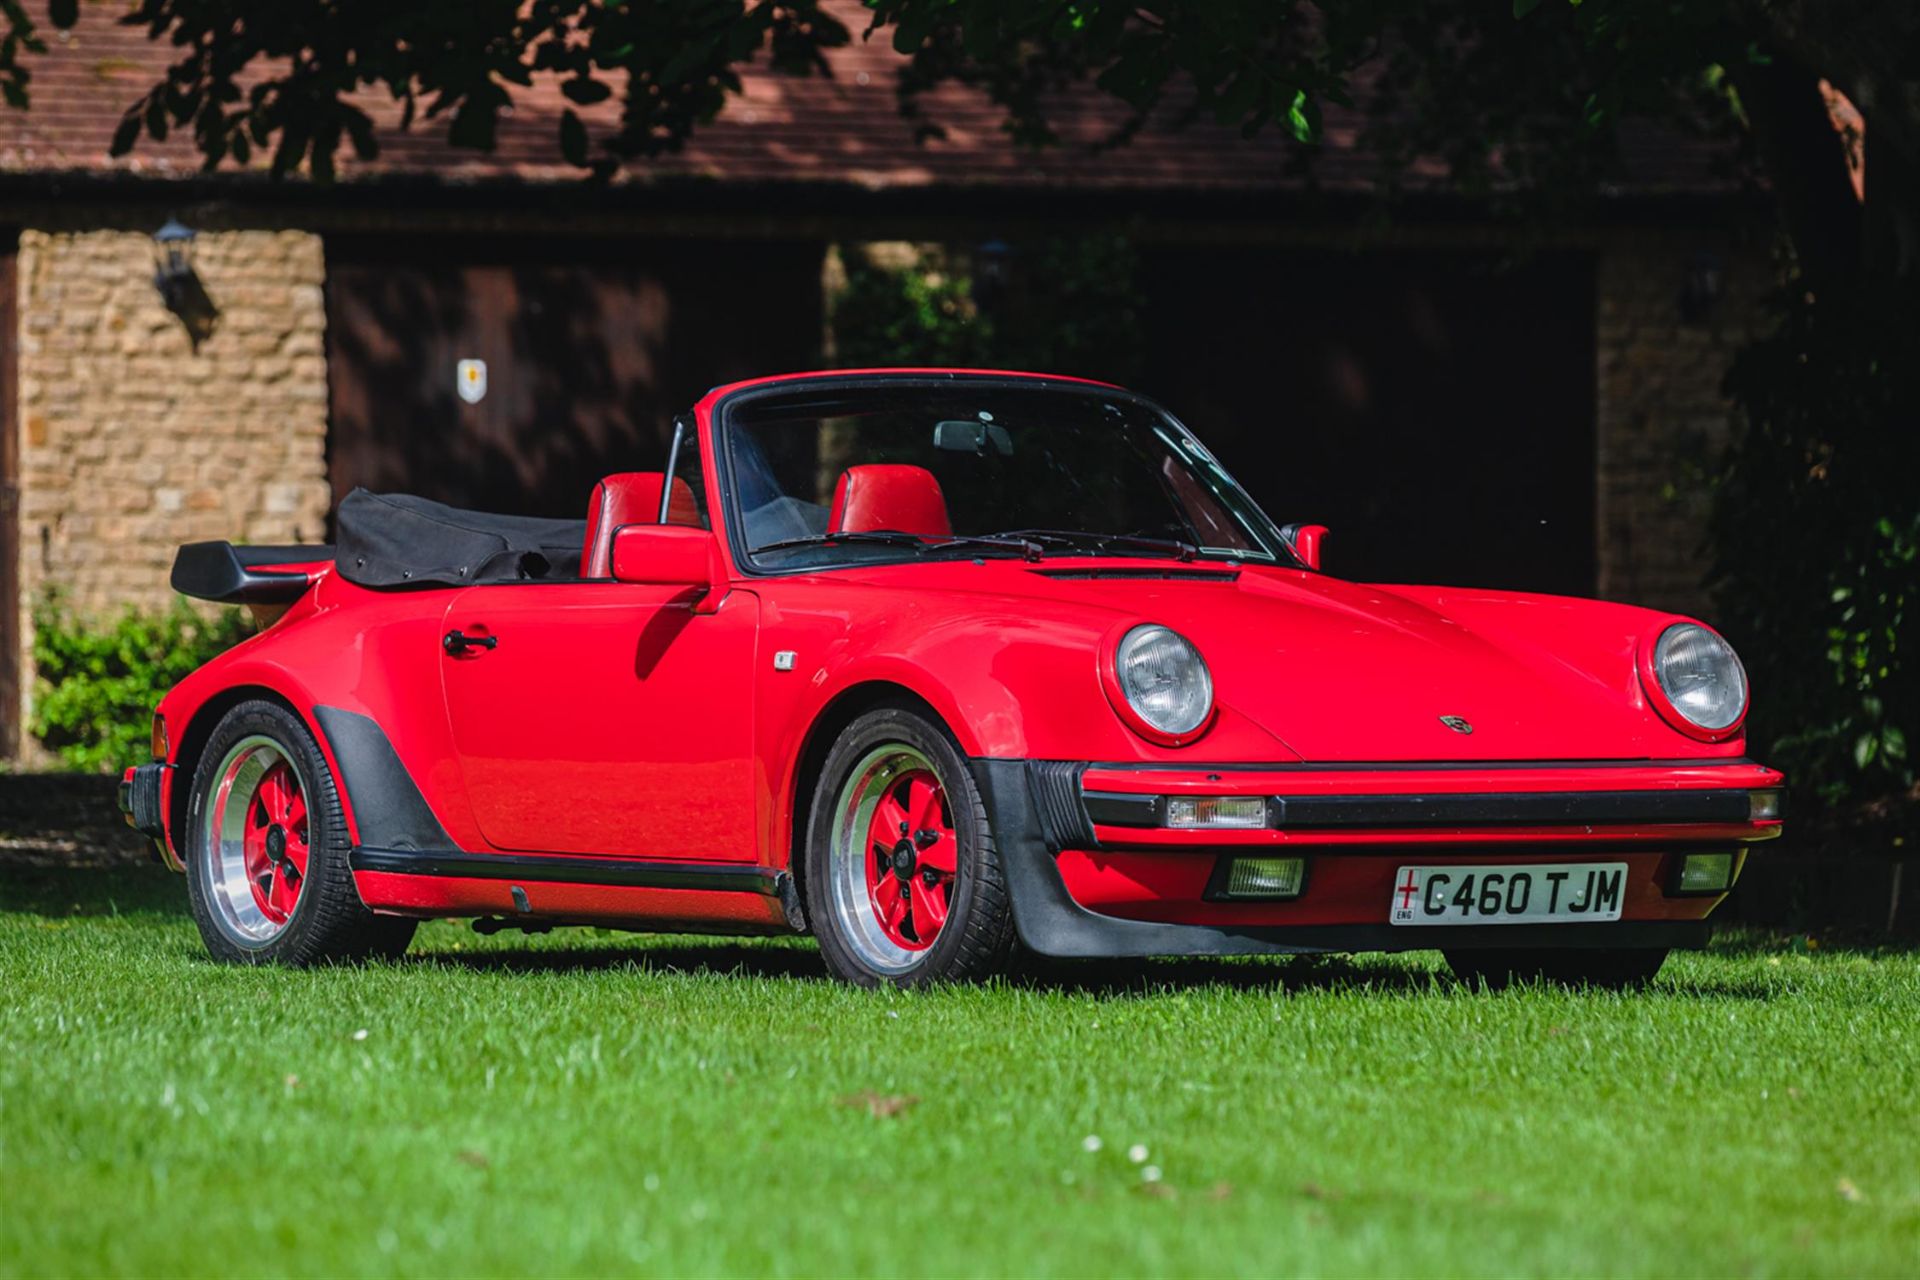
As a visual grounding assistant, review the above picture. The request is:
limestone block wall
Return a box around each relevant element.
[1593,234,1773,619]
[13,228,331,740]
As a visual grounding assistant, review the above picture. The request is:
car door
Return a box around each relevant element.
[438,580,760,860]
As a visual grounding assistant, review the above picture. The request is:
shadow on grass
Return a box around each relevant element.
[405,938,1792,1001]
[0,865,1849,1000]
[0,864,185,917]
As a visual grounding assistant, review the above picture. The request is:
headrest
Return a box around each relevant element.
[582,472,699,577]
[827,465,952,540]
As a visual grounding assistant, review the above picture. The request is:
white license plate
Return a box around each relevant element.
[1389,862,1628,926]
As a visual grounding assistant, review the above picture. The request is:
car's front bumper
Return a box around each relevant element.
[118,763,177,869]
[970,758,1784,958]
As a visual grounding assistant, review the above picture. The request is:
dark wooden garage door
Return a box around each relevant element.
[1140,249,1596,596]
[326,235,825,520]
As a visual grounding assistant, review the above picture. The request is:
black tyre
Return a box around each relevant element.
[184,700,416,965]
[802,706,1016,987]
[1445,947,1669,992]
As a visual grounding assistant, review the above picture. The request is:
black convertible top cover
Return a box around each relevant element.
[335,489,586,588]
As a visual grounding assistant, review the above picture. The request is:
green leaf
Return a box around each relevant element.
[1512,0,1542,17]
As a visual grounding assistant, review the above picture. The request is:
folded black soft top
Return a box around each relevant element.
[335,489,586,588]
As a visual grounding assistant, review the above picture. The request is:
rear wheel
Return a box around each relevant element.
[803,706,1015,987]
[1445,947,1669,991]
[185,700,416,965]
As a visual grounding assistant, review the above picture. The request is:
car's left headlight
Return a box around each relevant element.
[1107,623,1215,743]
[1650,622,1748,734]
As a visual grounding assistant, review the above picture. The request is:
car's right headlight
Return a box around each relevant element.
[1106,623,1215,744]
[1647,622,1748,735]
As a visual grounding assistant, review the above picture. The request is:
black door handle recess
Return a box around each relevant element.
[444,630,498,655]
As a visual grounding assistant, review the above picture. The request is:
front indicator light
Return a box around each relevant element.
[1748,790,1784,822]
[150,714,169,761]
[1674,852,1737,895]
[1221,856,1307,899]
[1166,796,1268,829]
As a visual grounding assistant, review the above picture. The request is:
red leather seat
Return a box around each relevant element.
[828,465,952,539]
[582,473,700,578]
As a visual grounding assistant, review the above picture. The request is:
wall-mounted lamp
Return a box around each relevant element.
[151,218,218,349]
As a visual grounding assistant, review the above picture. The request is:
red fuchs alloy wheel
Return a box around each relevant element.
[241,757,310,924]
[863,763,958,950]
[205,737,312,939]
[185,700,416,965]
[804,706,1016,986]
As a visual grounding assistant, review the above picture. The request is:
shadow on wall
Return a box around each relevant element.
[324,236,827,521]
[1139,248,1599,596]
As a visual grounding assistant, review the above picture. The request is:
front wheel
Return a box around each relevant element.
[1445,947,1669,991]
[185,700,416,965]
[802,706,1016,987]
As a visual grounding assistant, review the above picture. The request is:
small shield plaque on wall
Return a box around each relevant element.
[456,358,488,405]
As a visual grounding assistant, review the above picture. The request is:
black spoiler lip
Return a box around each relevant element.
[170,542,336,605]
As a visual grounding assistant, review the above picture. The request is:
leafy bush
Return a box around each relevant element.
[30,594,252,773]
[1714,281,1918,819]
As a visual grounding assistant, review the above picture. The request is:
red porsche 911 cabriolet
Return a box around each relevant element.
[120,369,1783,987]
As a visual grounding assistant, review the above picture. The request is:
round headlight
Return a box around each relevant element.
[1115,624,1214,739]
[1653,623,1748,732]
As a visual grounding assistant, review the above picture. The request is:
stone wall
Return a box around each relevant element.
[1593,234,1773,618]
[13,228,331,743]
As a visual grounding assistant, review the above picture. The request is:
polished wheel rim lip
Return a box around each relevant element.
[201,735,312,947]
[828,744,960,974]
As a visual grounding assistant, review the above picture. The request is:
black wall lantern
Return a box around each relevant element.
[151,218,219,349]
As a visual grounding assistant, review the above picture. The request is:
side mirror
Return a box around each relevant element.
[1279,522,1328,572]
[610,525,726,614]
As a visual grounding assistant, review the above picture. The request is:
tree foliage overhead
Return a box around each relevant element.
[0,0,1913,816]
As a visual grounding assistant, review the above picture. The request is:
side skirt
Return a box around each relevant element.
[351,847,786,895]
[349,847,806,934]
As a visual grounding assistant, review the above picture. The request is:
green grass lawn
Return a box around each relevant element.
[1,866,1915,1278]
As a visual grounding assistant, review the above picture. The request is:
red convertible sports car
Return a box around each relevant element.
[120,369,1783,987]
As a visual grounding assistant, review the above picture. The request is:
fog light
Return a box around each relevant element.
[1166,796,1267,829]
[1675,852,1736,895]
[1748,790,1783,822]
[1222,856,1307,899]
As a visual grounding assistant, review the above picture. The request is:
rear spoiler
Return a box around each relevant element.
[170,542,336,605]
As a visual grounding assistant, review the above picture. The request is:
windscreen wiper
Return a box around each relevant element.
[989,528,1200,561]
[754,530,1044,560]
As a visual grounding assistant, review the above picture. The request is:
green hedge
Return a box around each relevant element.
[30,594,252,774]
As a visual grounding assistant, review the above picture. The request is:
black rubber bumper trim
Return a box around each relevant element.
[1084,787,1758,830]
[351,847,786,895]
[972,758,1710,959]
[118,763,169,840]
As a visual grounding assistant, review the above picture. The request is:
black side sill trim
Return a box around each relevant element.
[1085,788,1755,830]
[351,847,784,896]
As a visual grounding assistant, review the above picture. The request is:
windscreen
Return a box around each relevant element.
[721,384,1289,570]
